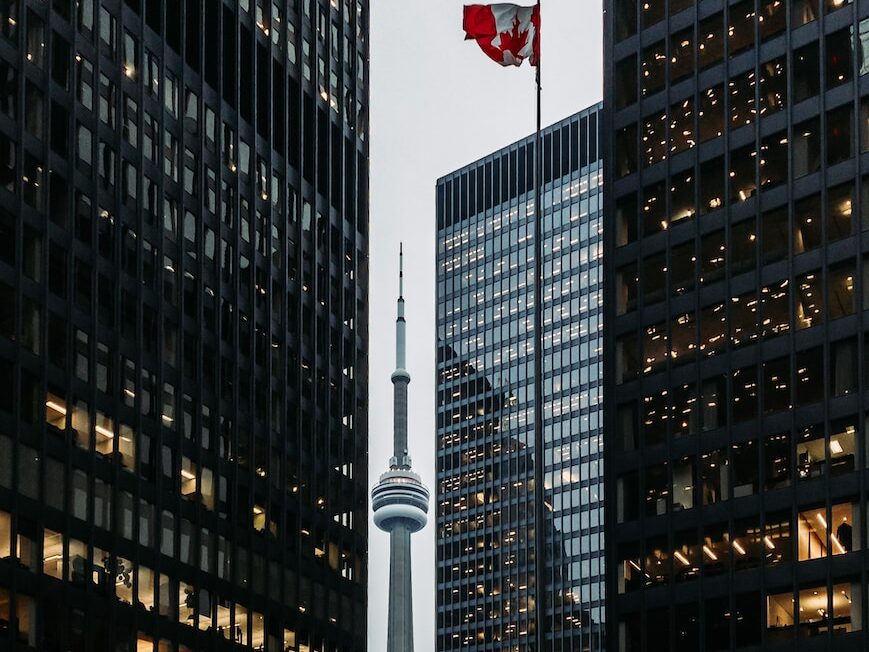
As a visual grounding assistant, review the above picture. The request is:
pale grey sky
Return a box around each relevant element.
[367,1,603,648]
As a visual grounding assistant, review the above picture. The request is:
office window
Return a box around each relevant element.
[729,1,755,54]
[698,13,724,69]
[26,10,45,67]
[794,193,822,254]
[669,28,693,84]
[731,440,757,498]
[826,29,853,90]
[793,42,820,102]
[764,432,790,490]
[698,85,724,142]
[792,0,819,26]
[827,104,853,166]
[641,40,666,97]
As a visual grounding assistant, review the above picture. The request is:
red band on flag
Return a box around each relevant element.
[463,4,539,67]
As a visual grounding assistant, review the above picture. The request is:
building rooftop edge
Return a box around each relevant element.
[435,101,603,184]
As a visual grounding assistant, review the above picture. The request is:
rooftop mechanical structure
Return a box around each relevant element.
[371,246,429,652]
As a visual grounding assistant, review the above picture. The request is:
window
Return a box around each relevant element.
[699,229,725,284]
[826,29,853,90]
[23,155,43,209]
[146,50,159,98]
[701,522,730,577]
[698,85,724,142]
[793,118,821,178]
[669,28,693,83]
[767,588,795,638]
[43,528,63,578]
[26,10,45,68]
[164,131,178,181]
[123,95,138,145]
[641,0,664,29]
[731,440,757,498]
[184,87,198,133]
[123,29,137,78]
[77,123,92,166]
[13,593,36,646]
[860,18,869,75]
[699,156,725,214]
[25,82,43,138]
[616,264,637,315]
[644,536,669,586]
[728,0,755,54]
[673,529,699,583]
[615,56,636,110]
[827,104,853,166]
[672,457,694,511]
[797,582,861,637]
[760,131,788,190]
[830,419,857,475]
[164,72,178,116]
[828,261,856,320]
[645,463,668,516]
[671,241,694,296]
[99,7,116,56]
[701,449,727,505]
[0,62,16,119]
[759,0,786,40]
[729,144,757,202]
[733,516,762,569]
[0,511,9,558]
[764,511,792,566]
[698,13,724,69]
[729,69,756,128]
[642,321,667,374]
[643,390,668,447]
[670,168,695,225]
[793,42,820,102]
[792,0,818,27]
[764,432,790,490]
[641,40,666,97]
[794,193,821,254]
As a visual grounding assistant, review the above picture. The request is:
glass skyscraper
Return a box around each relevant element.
[435,105,604,651]
[0,1,368,650]
[604,1,869,650]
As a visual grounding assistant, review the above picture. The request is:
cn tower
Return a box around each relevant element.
[371,245,430,652]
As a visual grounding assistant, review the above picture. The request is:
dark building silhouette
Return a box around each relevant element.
[436,107,604,651]
[604,1,868,650]
[0,1,368,650]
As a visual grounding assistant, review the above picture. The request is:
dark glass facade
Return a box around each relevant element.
[436,106,604,651]
[604,1,869,650]
[0,1,368,650]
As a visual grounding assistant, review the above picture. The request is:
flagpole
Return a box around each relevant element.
[532,1,545,650]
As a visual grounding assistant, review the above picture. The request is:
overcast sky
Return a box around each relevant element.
[367,1,603,647]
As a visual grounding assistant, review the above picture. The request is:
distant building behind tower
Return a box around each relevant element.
[435,105,604,651]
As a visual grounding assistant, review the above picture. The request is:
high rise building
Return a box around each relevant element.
[435,105,604,651]
[604,1,869,650]
[0,1,368,651]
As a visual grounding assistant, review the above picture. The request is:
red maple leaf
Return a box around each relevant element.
[497,16,531,61]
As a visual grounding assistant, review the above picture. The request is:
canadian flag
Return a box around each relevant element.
[463,4,540,67]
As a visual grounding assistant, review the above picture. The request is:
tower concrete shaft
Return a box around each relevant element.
[371,244,429,652]
[387,524,414,652]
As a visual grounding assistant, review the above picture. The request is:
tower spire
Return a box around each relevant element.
[392,244,411,466]
[396,243,407,373]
